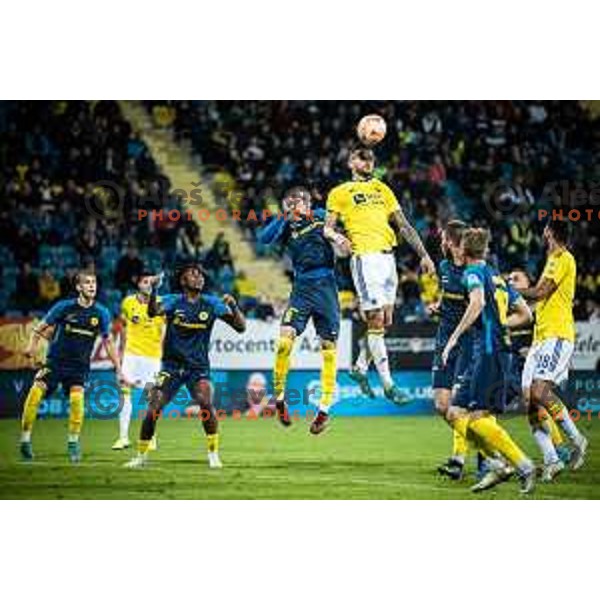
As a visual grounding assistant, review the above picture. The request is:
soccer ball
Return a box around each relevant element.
[357,114,387,146]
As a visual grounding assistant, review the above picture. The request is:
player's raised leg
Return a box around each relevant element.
[310,339,337,435]
[272,325,296,427]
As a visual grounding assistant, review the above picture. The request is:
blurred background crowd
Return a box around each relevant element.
[1,100,598,322]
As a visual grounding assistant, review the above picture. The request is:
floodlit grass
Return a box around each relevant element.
[1,415,598,499]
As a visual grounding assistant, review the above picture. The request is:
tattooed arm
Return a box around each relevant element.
[389,207,435,274]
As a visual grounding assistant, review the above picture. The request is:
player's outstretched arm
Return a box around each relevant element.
[221,294,246,333]
[520,277,557,302]
[389,208,435,274]
[441,288,485,365]
[506,297,533,329]
[324,211,352,255]
[257,216,288,246]
[24,321,53,362]
[104,337,125,382]
[147,283,165,318]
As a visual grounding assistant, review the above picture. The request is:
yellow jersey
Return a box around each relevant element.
[326,178,399,255]
[121,294,165,359]
[534,248,576,343]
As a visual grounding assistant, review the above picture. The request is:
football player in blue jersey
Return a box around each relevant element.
[429,220,472,480]
[442,228,536,494]
[19,270,123,462]
[258,186,351,434]
[125,263,246,469]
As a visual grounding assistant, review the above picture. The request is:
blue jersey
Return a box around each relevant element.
[160,293,230,369]
[44,299,112,372]
[258,209,335,280]
[461,262,521,355]
[437,258,467,339]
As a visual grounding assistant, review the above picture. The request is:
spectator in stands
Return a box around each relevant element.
[234,270,258,311]
[38,268,61,308]
[115,245,143,292]
[60,267,78,298]
[15,263,39,314]
[205,231,233,272]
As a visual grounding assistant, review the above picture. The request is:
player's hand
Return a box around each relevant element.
[426,301,441,316]
[441,337,457,366]
[420,255,436,275]
[23,347,42,367]
[222,294,238,309]
[331,232,352,257]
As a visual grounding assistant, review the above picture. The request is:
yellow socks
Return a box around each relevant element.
[206,433,220,453]
[21,385,45,440]
[68,388,85,437]
[320,346,337,413]
[542,409,565,447]
[468,415,529,470]
[451,415,469,461]
[138,439,151,454]
[274,335,294,396]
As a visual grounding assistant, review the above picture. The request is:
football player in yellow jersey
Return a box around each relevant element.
[112,272,165,450]
[518,220,588,475]
[325,147,435,404]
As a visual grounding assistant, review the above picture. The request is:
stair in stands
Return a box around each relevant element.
[118,101,291,302]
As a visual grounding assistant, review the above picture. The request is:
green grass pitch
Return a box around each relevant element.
[1,416,599,499]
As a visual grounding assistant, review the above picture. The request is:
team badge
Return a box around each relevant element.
[90,317,99,326]
[198,311,209,321]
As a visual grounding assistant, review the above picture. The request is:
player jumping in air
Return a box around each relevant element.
[258,187,350,434]
[125,264,246,469]
[326,147,435,404]
[516,220,588,477]
[19,270,123,462]
[442,228,536,494]
[112,271,165,450]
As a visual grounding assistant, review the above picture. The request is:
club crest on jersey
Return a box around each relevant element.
[131,315,140,324]
[198,311,209,321]
[90,317,99,326]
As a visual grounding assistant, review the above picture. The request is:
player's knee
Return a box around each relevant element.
[530,380,548,405]
[321,339,336,351]
[435,397,449,416]
[194,380,213,408]
[279,326,296,340]
[366,310,384,330]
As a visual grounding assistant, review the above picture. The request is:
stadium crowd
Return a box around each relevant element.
[149,100,600,321]
[0,101,267,318]
[1,101,598,322]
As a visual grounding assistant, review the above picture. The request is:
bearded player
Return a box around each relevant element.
[258,187,351,434]
[20,270,123,462]
[326,147,435,404]
[517,220,588,476]
[125,264,246,469]
[112,271,165,450]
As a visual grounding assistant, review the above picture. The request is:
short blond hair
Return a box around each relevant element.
[462,228,490,260]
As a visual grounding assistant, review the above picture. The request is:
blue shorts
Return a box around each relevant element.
[35,363,88,396]
[506,351,525,405]
[454,349,511,413]
[155,361,210,399]
[431,331,471,390]
[282,276,340,341]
